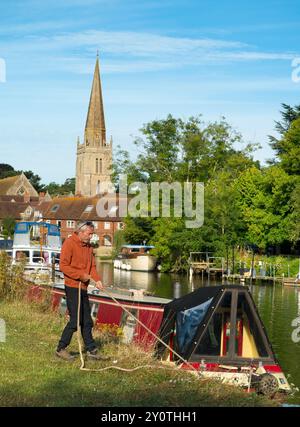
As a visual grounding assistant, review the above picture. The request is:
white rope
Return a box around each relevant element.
[75,281,199,374]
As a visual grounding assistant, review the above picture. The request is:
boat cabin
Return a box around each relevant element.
[11,221,61,268]
[120,245,155,258]
[156,285,291,394]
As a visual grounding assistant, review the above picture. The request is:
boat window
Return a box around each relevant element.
[193,292,232,357]
[52,252,60,263]
[33,251,44,263]
[176,298,213,354]
[15,223,28,233]
[130,248,140,253]
[236,293,269,358]
[15,251,30,261]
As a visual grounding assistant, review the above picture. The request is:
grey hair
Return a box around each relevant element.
[75,221,95,232]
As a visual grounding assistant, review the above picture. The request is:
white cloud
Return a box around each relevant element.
[0,29,299,75]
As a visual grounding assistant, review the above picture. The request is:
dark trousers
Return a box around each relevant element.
[57,286,96,352]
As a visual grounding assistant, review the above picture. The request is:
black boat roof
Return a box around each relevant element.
[156,285,277,364]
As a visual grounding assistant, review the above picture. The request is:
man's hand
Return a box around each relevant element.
[95,280,104,290]
[81,273,91,282]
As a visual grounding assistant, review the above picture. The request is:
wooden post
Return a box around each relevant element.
[232,246,235,277]
[250,250,255,286]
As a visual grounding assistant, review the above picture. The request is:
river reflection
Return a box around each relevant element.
[97,261,300,404]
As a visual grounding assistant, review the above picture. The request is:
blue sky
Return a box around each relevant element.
[0,0,300,184]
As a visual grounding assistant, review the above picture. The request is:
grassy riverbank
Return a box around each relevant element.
[0,298,279,407]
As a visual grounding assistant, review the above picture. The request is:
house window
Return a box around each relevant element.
[104,222,110,230]
[99,158,102,174]
[117,222,124,230]
[93,221,98,229]
[18,187,25,195]
[56,220,62,228]
[46,220,51,224]
[67,221,75,228]
[96,158,98,173]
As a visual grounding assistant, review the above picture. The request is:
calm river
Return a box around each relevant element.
[97,261,300,404]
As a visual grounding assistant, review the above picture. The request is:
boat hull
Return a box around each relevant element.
[114,255,157,272]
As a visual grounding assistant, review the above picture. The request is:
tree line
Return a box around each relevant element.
[112,103,300,271]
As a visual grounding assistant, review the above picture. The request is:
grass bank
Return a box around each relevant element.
[0,298,278,407]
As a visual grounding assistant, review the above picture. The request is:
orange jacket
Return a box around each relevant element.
[59,233,101,289]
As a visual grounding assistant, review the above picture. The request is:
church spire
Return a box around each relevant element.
[85,54,106,146]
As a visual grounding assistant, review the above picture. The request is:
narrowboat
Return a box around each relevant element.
[30,281,291,396]
[155,285,291,396]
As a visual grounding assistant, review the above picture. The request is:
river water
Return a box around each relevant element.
[97,262,300,404]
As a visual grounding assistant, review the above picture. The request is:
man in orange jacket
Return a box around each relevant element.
[56,221,106,361]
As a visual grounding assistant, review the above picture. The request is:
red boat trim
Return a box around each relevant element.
[263,365,282,373]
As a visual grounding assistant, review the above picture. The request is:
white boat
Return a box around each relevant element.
[6,221,62,280]
[114,245,157,272]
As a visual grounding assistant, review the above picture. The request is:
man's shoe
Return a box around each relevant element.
[86,349,110,361]
[55,349,76,361]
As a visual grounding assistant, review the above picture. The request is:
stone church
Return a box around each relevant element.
[75,55,113,197]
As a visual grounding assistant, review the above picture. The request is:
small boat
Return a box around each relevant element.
[7,221,62,279]
[155,285,291,396]
[113,245,157,272]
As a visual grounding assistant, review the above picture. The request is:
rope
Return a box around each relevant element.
[77,281,85,369]
[75,280,199,374]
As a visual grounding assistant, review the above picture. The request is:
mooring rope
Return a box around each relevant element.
[75,280,199,374]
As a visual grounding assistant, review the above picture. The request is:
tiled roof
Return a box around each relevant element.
[0,175,20,195]
[40,195,125,221]
[0,201,31,219]
[0,195,40,204]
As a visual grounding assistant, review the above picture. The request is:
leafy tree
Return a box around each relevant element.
[1,217,15,239]
[289,179,300,244]
[123,217,154,245]
[235,166,295,250]
[269,103,300,168]
[0,164,15,179]
[44,178,75,196]
[23,170,45,192]
[270,118,300,175]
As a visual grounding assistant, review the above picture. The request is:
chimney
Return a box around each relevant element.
[39,192,45,202]
[24,191,30,203]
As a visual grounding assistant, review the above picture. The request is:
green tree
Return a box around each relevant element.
[235,166,295,250]
[270,118,300,175]
[1,217,16,239]
[0,164,15,179]
[23,170,45,192]
[44,178,75,196]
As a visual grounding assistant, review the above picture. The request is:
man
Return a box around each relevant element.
[56,221,106,361]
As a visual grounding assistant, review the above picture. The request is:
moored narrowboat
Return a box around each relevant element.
[155,285,291,396]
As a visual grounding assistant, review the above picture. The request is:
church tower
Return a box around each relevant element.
[75,55,112,196]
